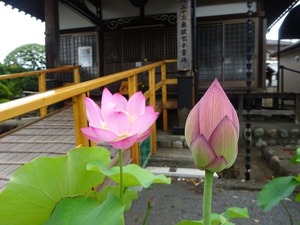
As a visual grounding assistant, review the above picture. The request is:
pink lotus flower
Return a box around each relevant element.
[185,79,239,172]
[81,88,159,150]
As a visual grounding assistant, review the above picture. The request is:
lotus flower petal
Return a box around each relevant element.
[127,91,146,119]
[136,128,152,143]
[209,116,238,162]
[84,97,104,128]
[145,106,155,114]
[81,127,117,143]
[130,113,159,135]
[206,156,227,172]
[185,103,200,149]
[226,146,238,169]
[106,111,131,136]
[197,79,239,139]
[101,88,127,120]
[190,135,217,170]
[109,134,138,150]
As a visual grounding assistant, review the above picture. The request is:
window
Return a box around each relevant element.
[60,33,99,82]
[196,19,256,88]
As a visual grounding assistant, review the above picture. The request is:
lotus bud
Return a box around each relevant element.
[185,79,239,172]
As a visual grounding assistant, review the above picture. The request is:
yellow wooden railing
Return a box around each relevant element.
[0,65,81,117]
[0,60,177,164]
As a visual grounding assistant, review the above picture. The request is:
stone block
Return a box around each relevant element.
[279,129,289,138]
[254,128,264,138]
[267,128,277,138]
[172,140,183,149]
[290,129,300,138]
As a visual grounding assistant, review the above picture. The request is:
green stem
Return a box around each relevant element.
[119,150,123,200]
[142,206,151,225]
[281,200,294,225]
[203,170,214,225]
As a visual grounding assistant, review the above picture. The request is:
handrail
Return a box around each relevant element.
[279,65,300,92]
[0,65,81,117]
[279,65,300,74]
[0,59,177,164]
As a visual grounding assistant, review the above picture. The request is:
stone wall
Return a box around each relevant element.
[248,127,300,148]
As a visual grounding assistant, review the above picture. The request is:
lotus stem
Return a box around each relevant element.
[281,200,294,225]
[203,170,214,225]
[119,150,123,200]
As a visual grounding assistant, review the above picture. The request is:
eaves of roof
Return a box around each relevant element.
[1,0,299,28]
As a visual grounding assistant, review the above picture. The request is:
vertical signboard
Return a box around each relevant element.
[177,0,192,71]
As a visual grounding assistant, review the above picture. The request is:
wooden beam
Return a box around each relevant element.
[45,0,60,69]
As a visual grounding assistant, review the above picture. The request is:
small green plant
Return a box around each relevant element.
[0,82,13,101]
[257,147,300,225]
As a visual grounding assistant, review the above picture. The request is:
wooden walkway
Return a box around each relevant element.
[0,106,129,191]
[0,107,76,190]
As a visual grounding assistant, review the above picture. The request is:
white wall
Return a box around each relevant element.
[144,0,179,15]
[59,0,180,29]
[281,47,300,92]
[196,2,257,17]
[59,2,94,30]
[101,0,139,20]
[102,0,179,20]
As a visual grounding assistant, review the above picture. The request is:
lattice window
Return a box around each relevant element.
[104,32,122,63]
[144,28,165,60]
[60,36,73,66]
[123,30,142,62]
[196,20,255,85]
[224,23,250,81]
[165,27,177,59]
[103,26,177,74]
[59,33,98,82]
[197,23,222,81]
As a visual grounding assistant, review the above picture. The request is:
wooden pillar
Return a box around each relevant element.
[45,0,60,69]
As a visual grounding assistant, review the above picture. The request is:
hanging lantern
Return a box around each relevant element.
[129,0,148,7]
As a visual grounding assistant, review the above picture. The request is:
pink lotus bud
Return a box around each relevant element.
[185,79,239,172]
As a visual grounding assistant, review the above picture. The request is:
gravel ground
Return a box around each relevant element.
[125,177,300,225]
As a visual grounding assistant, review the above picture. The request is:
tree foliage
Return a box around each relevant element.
[3,43,46,70]
[0,44,44,101]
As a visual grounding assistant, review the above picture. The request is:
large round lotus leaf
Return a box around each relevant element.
[0,147,111,225]
[44,193,125,225]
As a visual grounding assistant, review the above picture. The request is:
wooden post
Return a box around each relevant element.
[128,75,140,164]
[73,66,81,84]
[161,63,168,131]
[38,72,47,117]
[72,93,89,147]
[149,68,157,155]
[128,75,138,95]
[45,0,60,69]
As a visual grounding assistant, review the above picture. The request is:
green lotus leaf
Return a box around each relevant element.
[0,147,111,225]
[257,176,299,211]
[88,161,171,188]
[44,193,125,225]
[222,207,249,220]
[90,185,138,211]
